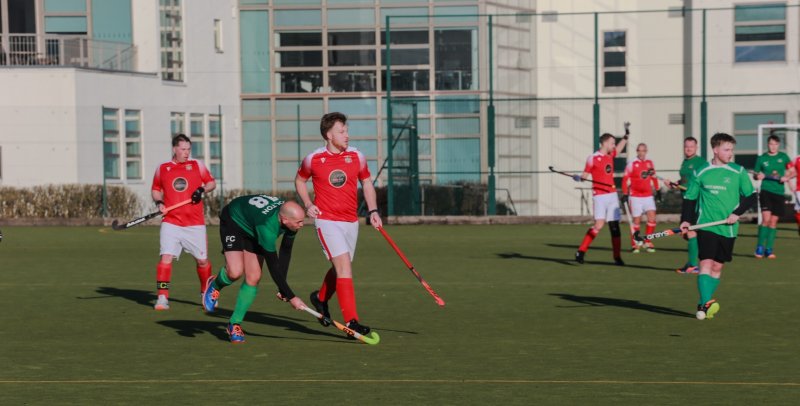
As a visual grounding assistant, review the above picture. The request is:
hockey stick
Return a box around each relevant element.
[302,307,380,345]
[378,227,446,307]
[633,219,730,243]
[111,199,192,231]
[548,166,615,188]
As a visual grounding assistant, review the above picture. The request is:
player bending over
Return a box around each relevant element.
[574,123,629,265]
[680,133,756,320]
[202,195,307,343]
[622,143,660,253]
[753,135,792,259]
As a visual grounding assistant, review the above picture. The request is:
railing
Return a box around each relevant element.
[0,34,136,71]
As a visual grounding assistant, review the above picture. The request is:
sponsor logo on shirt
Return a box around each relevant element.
[173,177,188,192]
[329,169,347,188]
[604,164,612,174]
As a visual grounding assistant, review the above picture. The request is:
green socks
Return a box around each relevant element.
[213,266,234,291]
[697,274,720,305]
[687,236,699,267]
[230,283,258,325]
[757,226,767,248]
[765,227,777,250]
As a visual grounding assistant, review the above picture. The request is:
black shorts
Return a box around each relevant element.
[219,206,259,254]
[759,190,785,217]
[697,230,735,263]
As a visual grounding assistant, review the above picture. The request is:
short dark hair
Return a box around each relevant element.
[710,132,736,148]
[599,133,615,144]
[172,134,191,147]
[767,134,781,144]
[684,137,698,145]
[320,112,347,140]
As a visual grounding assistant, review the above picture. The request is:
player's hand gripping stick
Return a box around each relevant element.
[633,219,730,243]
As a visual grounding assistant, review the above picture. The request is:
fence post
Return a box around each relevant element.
[593,12,600,149]
[700,8,708,159]
[487,15,496,215]
[386,16,394,216]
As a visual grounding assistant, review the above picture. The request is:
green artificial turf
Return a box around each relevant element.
[1,224,799,404]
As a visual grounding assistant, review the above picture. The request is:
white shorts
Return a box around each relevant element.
[159,222,208,260]
[315,219,359,261]
[630,196,657,217]
[593,193,621,221]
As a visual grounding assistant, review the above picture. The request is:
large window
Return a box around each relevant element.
[103,108,142,181]
[733,112,786,168]
[208,114,222,179]
[160,0,184,81]
[603,31,626,89]
[434,29,477,90]
[190,113,205,159]
[275,31,323,93]
[734,3,786,62]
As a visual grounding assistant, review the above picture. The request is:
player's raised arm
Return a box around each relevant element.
[616,122,630,155]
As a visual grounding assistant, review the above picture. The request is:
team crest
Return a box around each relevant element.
[345,156,352,164]
[329,169,347,188]
[173,177,188,192]
[321,157,327,164]
[604,164,612,174]
[186,164,193,171]
[723,177,731,184]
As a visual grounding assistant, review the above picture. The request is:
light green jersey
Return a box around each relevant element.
[679,155,706,195]
[227,194,294,252]
[754,151,790,195]
[684,161,755,238]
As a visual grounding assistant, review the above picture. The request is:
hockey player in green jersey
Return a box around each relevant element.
[753,135,792,259]
[680,133,757,320]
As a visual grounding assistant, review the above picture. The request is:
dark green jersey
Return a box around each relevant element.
[227,194,295,252]
[680,155,706,193]
[754,152,790,195]
[684,161,754,238]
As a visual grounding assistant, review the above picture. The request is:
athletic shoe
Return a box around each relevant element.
[754,245,765,259]
[202,276,219,313]
[765,248,776,259]
[575,250,585,264]
[614,257,625,266]
[345,319,371,337]
[154,294,169,311]
[645,242,656,253]
[309,290,331,327]
[631,247,640,254]
[676,264,699,274]
[695,299,720,320]
[227,323,245,343]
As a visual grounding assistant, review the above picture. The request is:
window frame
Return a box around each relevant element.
[103,107,143,182]
[732,2,787,63]
[159,0,185,81]
[602,30,627,91]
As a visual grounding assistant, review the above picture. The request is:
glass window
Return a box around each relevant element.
[432,6,479,24]
[734,4,786,63]
[209,114,222,179]
[170,112,185,136]
[276,120,319,138]
[329,50,376,66]
[382,30,428,45]
[103,108,120,179]
[434,29,476,90]
[435,95,479,114]
[436,138,480,183]
[380,8,429,26]
[382,70,429,91]
[190,113,205,159]
[603,31,626,89]
[214,19,223,52]
[8,0,36,33]
[160,0,184,81]
[240,10,270,93]
[274,10,321,27]
[329,98,377,116]
[44,16,87,34]
[382,49,428,65]
[277,72,324,93]
[328,9,375,26]
[329,31,375,46]
[276,32,322,46]
[276,99,324,117]
[347,120,378,137]
[242,100,271,119]
[329,71,377,92]
[277,50,323,67]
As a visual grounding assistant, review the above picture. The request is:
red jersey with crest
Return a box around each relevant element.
[583,150,617,196]
[151,159,214,226]
[297,146,370,222]
[622,158,659,197]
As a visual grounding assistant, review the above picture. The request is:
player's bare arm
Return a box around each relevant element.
[361,178,382,229]
[151,190,166,214]
[294,173,320,218]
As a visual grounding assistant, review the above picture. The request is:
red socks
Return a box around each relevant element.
[630,225,640,248]
[318,267,337,302]
[156,262,172,297]
[196,262,212,293]
[578,227,599,252]
[336,277,358,322]
[645,221,656,243]
[795,212,800,227]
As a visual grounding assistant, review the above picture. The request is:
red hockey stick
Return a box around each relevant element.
[378,227,445,307]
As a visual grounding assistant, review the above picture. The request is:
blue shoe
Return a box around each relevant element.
[765,248,776,259]
[754,246,765,259]
[227,323,245,343]
[202,276,219,313]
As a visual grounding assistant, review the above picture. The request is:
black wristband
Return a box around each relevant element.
[154,200,164,206]
[368,209,380,216]
[623,135,629,140]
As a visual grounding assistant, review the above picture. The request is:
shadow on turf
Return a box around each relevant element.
[549,293,694,318]
[497,251,676,272]
[546,243,758,260]
[78,287,199,307]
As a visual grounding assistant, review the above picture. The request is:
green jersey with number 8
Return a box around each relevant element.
[227,194,295,252]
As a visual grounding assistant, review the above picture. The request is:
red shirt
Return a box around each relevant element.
[297,146,370,222]
[151,159,214,226]
[583,150,617,196]
[791,157,800,189]
[622,158,659,197]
